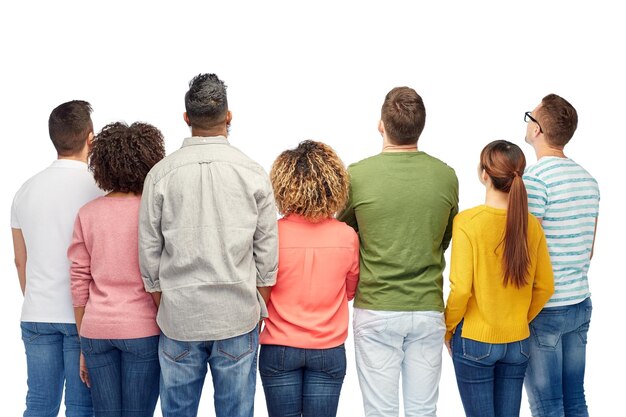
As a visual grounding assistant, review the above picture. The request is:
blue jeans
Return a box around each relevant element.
[80,336,160,417]
[524,297,592,417]
[158,326,258,417]
[451,321,530,417]
[21,322,93,417]
[259,344,347,417]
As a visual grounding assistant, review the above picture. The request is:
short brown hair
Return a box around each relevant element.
[381,87,426,145]
[48,100,93,156]
[89,122,165,194]
[270,140,349,222]
[536,94,578,147]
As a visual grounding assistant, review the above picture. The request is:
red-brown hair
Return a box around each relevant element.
[480,140,530,288]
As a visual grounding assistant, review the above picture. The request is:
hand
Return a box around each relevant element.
[445,339,452,357]
[79,353,91,388]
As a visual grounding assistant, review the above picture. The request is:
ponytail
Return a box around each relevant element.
[480,140,531,288]
[503,173,530,288]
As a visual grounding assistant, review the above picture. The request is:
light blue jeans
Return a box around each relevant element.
[80,336,160,417]
[353,308,445,417]
[21,321,93,417]
[524,297,592,417]
[158,326,258,417]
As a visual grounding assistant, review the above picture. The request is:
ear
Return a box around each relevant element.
[378,120,384,136]
[225,110,232,126]
[183,112,191,126]
[480,168,489,184]
[86,131,95,148]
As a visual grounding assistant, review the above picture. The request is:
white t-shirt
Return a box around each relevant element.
[11,159,103,323]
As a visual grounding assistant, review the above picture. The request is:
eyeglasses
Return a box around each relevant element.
[524,111,543,133]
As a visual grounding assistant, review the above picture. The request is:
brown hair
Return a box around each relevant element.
[270,140,349,222]
[48,100,93,156]
[89,122,165,194]
[381,87,426,145]
[480,140,530,288]
[536,94,578,147]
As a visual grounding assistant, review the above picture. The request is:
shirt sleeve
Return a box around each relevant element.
[528,228,555,322]
[442,173,460,251]
[345,230,360,301]
[138,173,164,293]
[68,213,91,307]
[336,168,358,232]
[10,193,20,228]
[253,176,279,287]
[523,172,548,220]
[444,221,474,341]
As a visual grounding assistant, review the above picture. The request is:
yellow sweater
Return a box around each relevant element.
[444,205,554,343]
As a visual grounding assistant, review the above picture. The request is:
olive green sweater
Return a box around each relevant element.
[338,152,459,312]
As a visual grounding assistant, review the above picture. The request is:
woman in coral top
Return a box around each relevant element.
[444,140,554,417]
[259,140,359,417]
[68,122,165,417]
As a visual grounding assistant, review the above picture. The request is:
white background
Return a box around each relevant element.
[0,1,622,415]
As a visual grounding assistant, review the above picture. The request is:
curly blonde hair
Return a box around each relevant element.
[270,140,349,222]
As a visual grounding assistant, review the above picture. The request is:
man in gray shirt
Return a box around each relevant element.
[139,73,278,417]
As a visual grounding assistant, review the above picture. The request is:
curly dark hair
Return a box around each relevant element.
[270,140,349,222]
[89,122,165,194]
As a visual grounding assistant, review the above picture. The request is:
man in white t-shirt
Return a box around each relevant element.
[11,100,102,416]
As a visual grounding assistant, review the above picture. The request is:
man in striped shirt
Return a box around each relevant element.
[522,94,599,417]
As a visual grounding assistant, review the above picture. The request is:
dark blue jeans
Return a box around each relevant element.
[524,297,592,417]
[259,344,346,417]
[451,322,530,417]
[21,322,93,417]
[80,336,160,417]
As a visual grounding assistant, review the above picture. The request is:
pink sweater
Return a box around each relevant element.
[68,196,159,339]
[260,215,360,349]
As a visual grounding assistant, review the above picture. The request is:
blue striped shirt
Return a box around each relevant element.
[523,157,599,307]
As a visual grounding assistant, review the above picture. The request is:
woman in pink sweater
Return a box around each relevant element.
[68,122,165,417]
[259,140,360,417]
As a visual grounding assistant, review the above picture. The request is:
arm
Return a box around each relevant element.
[337,169,358,231]
[138,174,164,294]
[346,230,360,301]
[11,228,27,295]
[257,286,271,306]
[528,232,555,322]
[590,216,598,260]
[150,292,162,308]
[523,173,548,222]
[68,214,92,317]
[253,177,279,289]
[442,175,459,251]
[444,223,474,341]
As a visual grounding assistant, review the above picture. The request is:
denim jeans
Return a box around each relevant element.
[353,308,445,417]
[451,321,530,417]
[21,322,93,417]
[259,344,346,417]
[524,297,592,417]
[158,326,258,417]
[80,336,160,417]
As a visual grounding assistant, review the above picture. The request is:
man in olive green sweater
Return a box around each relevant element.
[338,86,458,417]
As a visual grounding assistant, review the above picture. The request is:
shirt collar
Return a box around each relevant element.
[50,159,89,169]
[181,136,229,148]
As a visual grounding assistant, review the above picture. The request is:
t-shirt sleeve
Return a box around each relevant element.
[523,172,548,220]
[10,194,20,228]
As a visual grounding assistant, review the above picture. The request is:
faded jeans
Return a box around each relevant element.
[353,308,445,417]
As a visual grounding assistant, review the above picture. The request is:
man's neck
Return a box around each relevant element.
[190,127,228,138]
[58,151,88,163]
[532,139,566,160]
[381,135,418,152]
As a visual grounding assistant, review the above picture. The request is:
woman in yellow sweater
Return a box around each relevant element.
[444,140,554,417]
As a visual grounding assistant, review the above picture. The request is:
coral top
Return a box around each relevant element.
[260,215,359,349]
[69,196,160,339]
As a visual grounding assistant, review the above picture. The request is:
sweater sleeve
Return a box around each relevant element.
[444,221,474,341]
[528,229,555,322]
[68,213,92,307]
[345,230,360,301]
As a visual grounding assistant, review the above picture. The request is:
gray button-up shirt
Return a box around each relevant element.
[139,136,278,341]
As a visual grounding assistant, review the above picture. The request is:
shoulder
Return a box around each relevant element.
[454,206,484,226]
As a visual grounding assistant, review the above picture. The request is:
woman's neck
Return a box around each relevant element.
[106,191,139,198]
[485,187,508,209]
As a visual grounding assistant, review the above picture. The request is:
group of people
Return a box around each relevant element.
[11,73,599,417]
